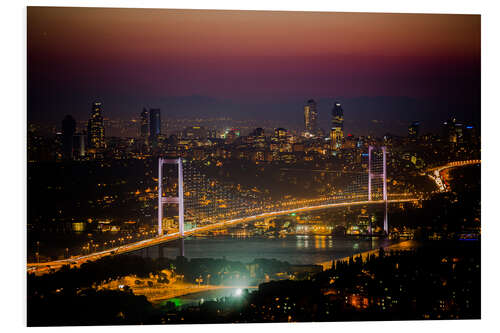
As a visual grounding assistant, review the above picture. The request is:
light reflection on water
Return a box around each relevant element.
[160,287,258,308]
[133,235,397,265]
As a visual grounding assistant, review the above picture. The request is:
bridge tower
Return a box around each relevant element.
[368,146,388,235]
[158,157,184,237]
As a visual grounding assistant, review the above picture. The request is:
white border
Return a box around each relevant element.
[3,0,498,332]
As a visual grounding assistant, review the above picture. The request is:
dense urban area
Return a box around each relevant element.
[27,98,480,325]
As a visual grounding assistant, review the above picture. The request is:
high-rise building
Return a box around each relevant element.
[248,128,265,148]
[140,108,149,139]
[464,125,478,145]
[87,101,105,150]
[62,115,76,160]
[149,109,161,146]
[408,121,420,140]
[442,118,465,144]
[275,128,288,139]
[304,99,318,135]
[330,101,344,149]
[73,133,86,158]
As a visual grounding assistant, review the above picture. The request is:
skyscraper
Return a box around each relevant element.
[408,121,420,140]
[304,99,318,136]
[73,133,86,158]
[330,102,344,149]
[140,108,149,139]
[149,108,161,146]
[62,115,76,160]
[442,118,465,144]
[87,101,105,150]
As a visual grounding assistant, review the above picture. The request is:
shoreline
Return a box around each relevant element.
[150,239,417,304]
[316,239,418,270]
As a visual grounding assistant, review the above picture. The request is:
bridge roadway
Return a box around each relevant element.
[427,159,480,173]
[426,159,480,192]
[27,197,419,275]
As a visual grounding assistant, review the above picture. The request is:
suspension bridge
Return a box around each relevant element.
[28,146,421,274]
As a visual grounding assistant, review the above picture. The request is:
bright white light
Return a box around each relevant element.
[235,288,242,296]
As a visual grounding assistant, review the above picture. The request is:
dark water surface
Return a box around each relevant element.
[133,235,398,264]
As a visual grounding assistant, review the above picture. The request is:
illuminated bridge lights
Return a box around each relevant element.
[28,153,429,274]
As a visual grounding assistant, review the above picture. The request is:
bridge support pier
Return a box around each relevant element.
[158,243,166,259]
[179,238,185,258]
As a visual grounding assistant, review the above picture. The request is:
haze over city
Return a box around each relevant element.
[28,7,480,135]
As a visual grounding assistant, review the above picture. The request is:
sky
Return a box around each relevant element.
[27,7,480,135]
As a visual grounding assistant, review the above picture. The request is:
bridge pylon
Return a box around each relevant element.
[158,157,184,237]
[368,146,388,235]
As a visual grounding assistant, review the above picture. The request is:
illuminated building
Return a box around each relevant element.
[408,121,420,140]
[73,133,86,158]
[149,108,161,146]
[224,128,240,143]
[304,99,318,136]
[207,128,218,138]
[183,126,208,139]
[442,118,466,144]
[330,102,344,149]
[87,101,105,150]
[357,214,371,234]
[464,125,478,145]
[275,128,288,139]
[250,127,265,137]
[61,115,76,160]
[248,128,266,148]
[140,108,149,139]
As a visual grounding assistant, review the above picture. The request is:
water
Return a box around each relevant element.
[134,235,398,265]
[142,235,397,308]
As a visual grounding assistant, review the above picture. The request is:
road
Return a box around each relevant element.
[27,196,419,275]
[426,159,480,192]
